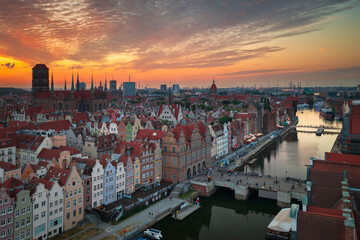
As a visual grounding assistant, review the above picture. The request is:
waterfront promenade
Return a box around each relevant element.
[84,197,183,240]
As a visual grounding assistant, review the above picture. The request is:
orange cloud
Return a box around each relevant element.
[319,48,333,51]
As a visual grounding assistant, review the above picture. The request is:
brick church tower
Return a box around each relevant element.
[32,64,49,95]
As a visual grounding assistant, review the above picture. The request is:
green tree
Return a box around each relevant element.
[218,115,232,124]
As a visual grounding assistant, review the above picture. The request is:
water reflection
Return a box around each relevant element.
[152,189,280,240]
[243,109,342,179]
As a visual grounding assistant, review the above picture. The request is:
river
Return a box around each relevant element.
[243,108,342,179]
[151,108,340,240]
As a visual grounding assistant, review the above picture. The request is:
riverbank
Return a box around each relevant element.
[85,197,183,240]
[226,123,297,172]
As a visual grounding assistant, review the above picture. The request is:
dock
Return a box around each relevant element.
[173,204,201,220]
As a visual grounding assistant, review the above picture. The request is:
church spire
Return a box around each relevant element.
[64,77,67,91]
[91,72,94,91]
[104,74,108,91]
[51,70,54,91]
[71,70,74,91]
[213,76,215,85]
[76,72,80,91]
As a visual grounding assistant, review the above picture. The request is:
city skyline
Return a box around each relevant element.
[0,0,360,88]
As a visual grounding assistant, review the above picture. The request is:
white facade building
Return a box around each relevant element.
[115,162,125,200]
[91,160,104,208]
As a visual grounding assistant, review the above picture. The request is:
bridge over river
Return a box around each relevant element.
[190,169,307,208]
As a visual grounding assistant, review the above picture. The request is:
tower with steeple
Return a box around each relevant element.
[71,71,75,92]
[210,77,218,97]
[51,70,54,92]
[76,72,80,91]
[31,63,108,113]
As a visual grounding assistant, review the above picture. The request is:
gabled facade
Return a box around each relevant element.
[119,156,134,195]
[101,160,116,205]
[13,190,32,240]
[0,189,14,240]
[114,162,125,200]
[158,104,183,126]
[44,166,83,231]
[91,159,104,208]
[162,122,211,182]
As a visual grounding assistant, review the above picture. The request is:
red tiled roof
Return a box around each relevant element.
[95,134,118,151]
[58,145,81,155]
[0,161,18,171]
[37,120,72,132]
[72,113,90,124]
[37,148,62,160]
[44,166,71,186]
[136,129,165,141]
[0,177,23,189]
[29,177,54,191]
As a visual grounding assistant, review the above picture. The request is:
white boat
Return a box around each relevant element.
[144,228,163,239]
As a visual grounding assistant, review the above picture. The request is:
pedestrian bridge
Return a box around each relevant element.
[296,125,341,130]
[190,172,307,208]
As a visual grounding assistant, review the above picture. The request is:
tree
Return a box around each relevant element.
[232,100,240,105]
[205,106,213,112]
[307,99,314,107]
[222,100,231,105]
[218,115,232,124]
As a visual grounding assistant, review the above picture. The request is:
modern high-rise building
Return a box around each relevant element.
[160,84,167,91]
[173,84,180,93]
[110,80,117,91]
[123,81,136,97]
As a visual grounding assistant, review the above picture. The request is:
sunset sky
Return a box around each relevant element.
[0,0,359,89]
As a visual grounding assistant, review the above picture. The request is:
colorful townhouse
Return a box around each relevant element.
[0,189,14,240]
[114,161,125,200]
[116,141,156,187]
[101,160,116,205]
[13,189,32,240]
[135,129,165,185]
[28,177,64,240]
[44,166,83,231]
[119,156,134,196]
[73,158,104,209]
